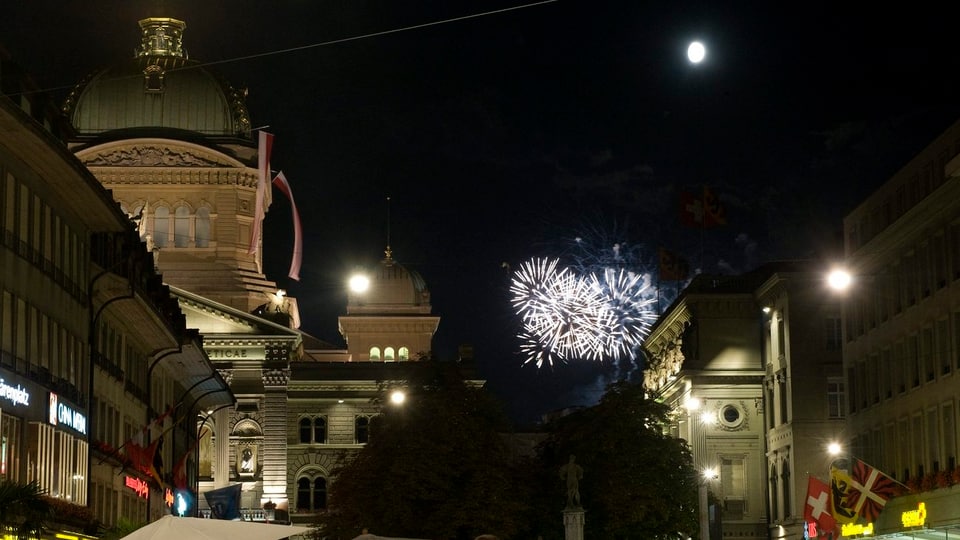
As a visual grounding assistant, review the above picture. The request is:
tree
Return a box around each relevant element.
[538,381,699,539]
[316,361,533,540]
[0,480,51,539]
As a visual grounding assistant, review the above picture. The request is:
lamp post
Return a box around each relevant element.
[700,467,719,540]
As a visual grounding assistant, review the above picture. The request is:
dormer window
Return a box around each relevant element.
[144,64,164,93]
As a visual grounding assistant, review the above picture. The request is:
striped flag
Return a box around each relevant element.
[847,459,898,522]
[272,171,302,281]
[248,131,274,254]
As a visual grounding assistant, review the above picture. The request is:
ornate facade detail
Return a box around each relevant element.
[263,368,290,387]
[83,145,227,167]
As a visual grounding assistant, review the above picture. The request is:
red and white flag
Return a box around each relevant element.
[847,459,898,522]
[804,476,837,533]
[249,131,274,254]
[271,171,302,281]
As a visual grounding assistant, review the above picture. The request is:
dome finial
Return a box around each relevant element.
[383,196,394,265]
[137,18,187,58]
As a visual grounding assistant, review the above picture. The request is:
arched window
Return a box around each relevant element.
[780,460,792,518]
[314,417,327,444]
[399,347,409,361]
[355,416,369,444]
[299,417,326,444]
[299,418,311,443]
[369,347,381,360]
[196,207,210,247]
[153,207,169,247]
[769,465,779,520]
[174,206,190,247]
[296,475,327,512]
[384,347,395,361]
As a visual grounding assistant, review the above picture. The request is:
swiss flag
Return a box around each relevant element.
[804,476,837,534]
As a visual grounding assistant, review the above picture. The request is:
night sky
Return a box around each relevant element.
[4,1,960,425]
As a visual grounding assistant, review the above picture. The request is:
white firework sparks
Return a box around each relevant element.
[510,256,659,367]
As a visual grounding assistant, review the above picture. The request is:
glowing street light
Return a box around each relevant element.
[349,274,370,293]
[390,389,406,405]
[826,268,853,291]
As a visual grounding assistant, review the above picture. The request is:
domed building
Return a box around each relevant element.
[338,247,440,361]
[63,17,282,316]
[60,16,306,525]
[50,14,478,528]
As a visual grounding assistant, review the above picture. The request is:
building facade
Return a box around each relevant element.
[643,262,845,540]
[838,117,960,536]
[54,15,471,526]
[0,52,232,533]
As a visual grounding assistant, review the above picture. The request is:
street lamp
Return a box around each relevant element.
[390,389,406,405]
[826,268,853,291]
[699,467,719,540]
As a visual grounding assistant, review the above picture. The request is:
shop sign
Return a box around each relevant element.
[902,502,927,528]
[0,377,30,407]
[48,392,87,435]
[840,522,874,536]
[125,476,148,498]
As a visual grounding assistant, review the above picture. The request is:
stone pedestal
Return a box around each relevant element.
[563,508,585,540]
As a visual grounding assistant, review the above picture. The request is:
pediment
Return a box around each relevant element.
[170,286,302,339]
[75,138,245,168]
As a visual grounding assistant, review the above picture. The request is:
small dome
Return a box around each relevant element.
[347,248,432,315]
[63,18,251,138]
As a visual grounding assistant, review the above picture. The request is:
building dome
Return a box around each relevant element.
[63,18,251,139]
[347,248,432,315]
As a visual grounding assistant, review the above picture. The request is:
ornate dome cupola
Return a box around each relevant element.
[339,247,440,361]
[346,246,433,315]
[63,17,251,140]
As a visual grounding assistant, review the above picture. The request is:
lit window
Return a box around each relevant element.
[399,347,409,361]
[384,347,395,361]
[369,347,381,360]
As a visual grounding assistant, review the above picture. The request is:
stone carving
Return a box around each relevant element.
[84,145,226,167]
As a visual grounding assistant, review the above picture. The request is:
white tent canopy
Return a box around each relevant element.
[120,515,313,540]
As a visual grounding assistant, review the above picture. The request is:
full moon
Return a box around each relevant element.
[687,41,706,64]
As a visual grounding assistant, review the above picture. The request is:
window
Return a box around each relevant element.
[780,460,791,518]
[313,417,326,444]
[196,207,210,247]
[296,475,327,512]
[827,378,845,419]
[153,207,169,247]
[174,206,190,247]
[355,416,369,444]
[825,317,842,350]
[384,347,395,361]
[299,418,311,443]
[399,347,409,361]
[369,347,380,360]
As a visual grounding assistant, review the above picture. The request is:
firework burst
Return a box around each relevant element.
[510,255,659,367]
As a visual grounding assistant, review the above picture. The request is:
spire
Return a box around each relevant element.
[383,196,394,266]
[137,18,187,59]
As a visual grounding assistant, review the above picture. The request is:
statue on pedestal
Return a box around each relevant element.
[559,454,584,509]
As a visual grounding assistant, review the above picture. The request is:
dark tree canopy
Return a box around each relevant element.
[538,381,699,539]
[317,361,534,540]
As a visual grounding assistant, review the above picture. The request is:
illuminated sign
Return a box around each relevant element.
[0,378,30,407]
[840,522,874,536]
[48,392,87,435]
[165,488,174,507]
[902,502,927,528]
[125,476,149,498]
[804,520,818,539]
